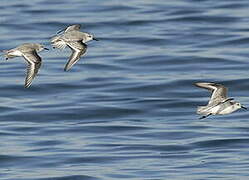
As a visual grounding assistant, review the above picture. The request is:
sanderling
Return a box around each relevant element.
[1,43,48,88]
[194,82,246,119]
[51,24,98,71]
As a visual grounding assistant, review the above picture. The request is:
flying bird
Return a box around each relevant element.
[51,24,98,71]
[1,43,48,88]
[194,82,246,119]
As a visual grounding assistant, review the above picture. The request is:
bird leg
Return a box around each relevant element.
[199,113,211,120]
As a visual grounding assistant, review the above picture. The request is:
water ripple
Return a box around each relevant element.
[1,0,249,179]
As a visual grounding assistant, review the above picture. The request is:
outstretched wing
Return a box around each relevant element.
[64,41,87,71]
[194,82,228,105]
[57,24,81,34]
[22,51,42,88]
[65,24,81,33]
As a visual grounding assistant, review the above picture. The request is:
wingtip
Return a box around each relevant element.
[194,82,217,88]
[24,82,32,88]
[64,67,70,71]
[194,82,207,85]
[194,82,202,87]
[64,64,74,71]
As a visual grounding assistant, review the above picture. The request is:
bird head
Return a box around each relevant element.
[231,101,247,110]
[36,44,49,52]
[84,33,99,43]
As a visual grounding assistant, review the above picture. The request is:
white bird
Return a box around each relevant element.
[51,24,98,71]
[1,43,48,88]
[194,82,246,119]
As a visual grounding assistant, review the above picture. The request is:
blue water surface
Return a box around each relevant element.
[1,0,249,179]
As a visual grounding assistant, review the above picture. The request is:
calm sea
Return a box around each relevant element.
[1,0,249,179]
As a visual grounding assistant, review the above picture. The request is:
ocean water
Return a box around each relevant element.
[1,0,249,179]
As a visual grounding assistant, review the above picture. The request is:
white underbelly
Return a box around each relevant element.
[9,50,23,56]
[210,105,221,114]
[218,106,237,115]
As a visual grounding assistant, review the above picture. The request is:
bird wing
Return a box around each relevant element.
[65,24,81,33]
[56,24,81,34]
[22,51,42,88]
[195,82,228,105]
[51,35,67,49]
[64,41,87,71]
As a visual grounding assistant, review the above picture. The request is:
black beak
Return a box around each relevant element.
[44,48,49,51]
[93,37,99,41]
[242,106,247,110]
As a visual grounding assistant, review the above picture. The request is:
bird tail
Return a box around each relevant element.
[51,35,67,49]
[197,106,210,115]
[1,50,16,60]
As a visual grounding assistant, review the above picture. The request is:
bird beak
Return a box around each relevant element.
[242,106,247,110]
[44,48,49,51]
[93,37,99,41]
